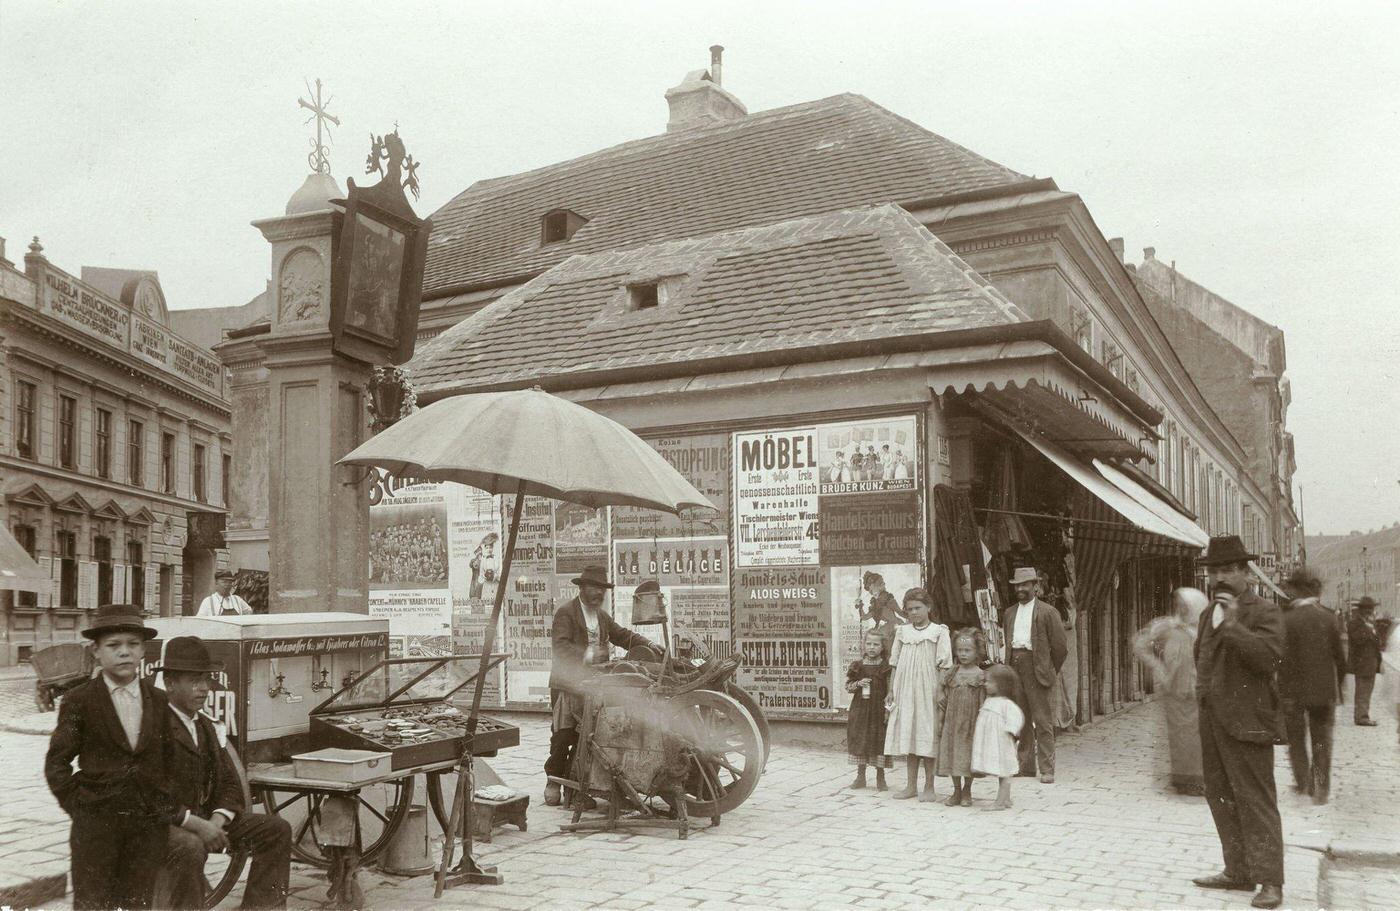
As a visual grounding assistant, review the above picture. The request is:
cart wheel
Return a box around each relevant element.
[673,690,764,818]
[257,775,414,868]
[721,681,771,766]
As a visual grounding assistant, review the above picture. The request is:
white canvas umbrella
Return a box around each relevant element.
[339,388,715,727]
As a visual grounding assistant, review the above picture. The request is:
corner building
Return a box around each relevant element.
[0,236,231,665]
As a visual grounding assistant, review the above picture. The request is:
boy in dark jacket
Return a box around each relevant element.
[45,604,171,910]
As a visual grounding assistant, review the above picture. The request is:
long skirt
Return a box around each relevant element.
[1163,693,1204,792]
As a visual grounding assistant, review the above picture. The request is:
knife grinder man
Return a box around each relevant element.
[544,566,661,806]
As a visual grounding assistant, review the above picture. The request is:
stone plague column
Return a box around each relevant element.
[251,172,372,613]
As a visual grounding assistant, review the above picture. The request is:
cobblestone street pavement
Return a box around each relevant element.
[3,665,1396,910]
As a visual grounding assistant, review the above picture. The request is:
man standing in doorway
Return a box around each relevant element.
[1348,597,1382,726]
[196,571,252,617]
[1005,565,1067,783]
[1191,535,1286,910]
[1279,567,1344,804]
[543,566,660,806]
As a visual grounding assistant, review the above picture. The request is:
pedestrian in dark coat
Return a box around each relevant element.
[1348,597,1383,725]
[158,637,291,910]
[1279,568,1344,804]
[45,605,171,910]
[1190,537,1286,910]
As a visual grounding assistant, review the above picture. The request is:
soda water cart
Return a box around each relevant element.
[145,613,390,764]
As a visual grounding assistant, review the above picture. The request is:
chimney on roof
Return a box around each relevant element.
[665,46,747,133]
[1143,246,1156,262]
[1108,237,1125,263]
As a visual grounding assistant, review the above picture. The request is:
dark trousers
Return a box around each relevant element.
[166,812,292,910]
[546,727,579,778]
[1282,699,1334,801]
[1010,649,1055,776]
[70,810,168,910]
[1354,673,1376,723]
[1199,701,1285,886]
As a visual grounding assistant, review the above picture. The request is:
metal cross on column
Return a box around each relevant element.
[299,77,341,175]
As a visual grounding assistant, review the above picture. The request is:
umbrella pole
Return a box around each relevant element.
[439,489,524,894]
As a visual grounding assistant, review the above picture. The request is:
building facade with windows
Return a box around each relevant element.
[0,236,232,665]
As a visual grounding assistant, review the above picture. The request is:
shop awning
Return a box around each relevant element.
[1093,459,1209,549]
[1012,426,1203,547]
[0,525,48,592]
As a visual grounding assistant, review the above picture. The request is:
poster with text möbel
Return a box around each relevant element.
[733,429,820,567]
[502,496,557,705]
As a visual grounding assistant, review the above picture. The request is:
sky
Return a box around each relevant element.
[3,0,1398,535]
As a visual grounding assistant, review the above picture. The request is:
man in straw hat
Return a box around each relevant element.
[45,604,171,910]
[1004,565,1067,783]
[158,636,291,909]
[1190,535,1286,909]
[544,566,661,806]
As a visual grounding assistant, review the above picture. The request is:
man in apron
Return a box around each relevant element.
[195,571,252,617]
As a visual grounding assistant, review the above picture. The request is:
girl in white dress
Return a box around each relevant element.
[972,664,1025,810]
[883,588,952,801]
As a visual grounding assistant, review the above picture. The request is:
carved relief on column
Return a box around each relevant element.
[277,246,326,324]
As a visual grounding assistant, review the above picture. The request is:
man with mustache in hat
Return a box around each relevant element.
[1191,536,1286,910]
[1004,565,1067,783]
[1347,596,1383,726]
[544,565,661,806]
[45,604,172,910]
[158,636,291,909]
[197,570,253,617]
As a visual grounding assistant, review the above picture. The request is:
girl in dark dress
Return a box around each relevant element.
[846,631,893,789]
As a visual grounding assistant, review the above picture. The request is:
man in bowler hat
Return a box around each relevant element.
[158,636,291,909]
[1191,536,1286,909]
[1278,567,1344,803]
[544,566,660,806]
[1348,596,1383,725]
[45,604,172,910]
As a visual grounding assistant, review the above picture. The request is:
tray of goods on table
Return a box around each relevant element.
[309,653,518,771]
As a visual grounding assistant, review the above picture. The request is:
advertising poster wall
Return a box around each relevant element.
[612,535,729,651]
[502,496,557,705]
[368,480,452,657]
[731,415,923,717]
[830,562,923,709]
[449,487,505,705]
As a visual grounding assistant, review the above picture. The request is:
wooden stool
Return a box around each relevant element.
[469,760,528,843]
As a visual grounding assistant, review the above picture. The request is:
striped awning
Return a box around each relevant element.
[1094,459,1209,548]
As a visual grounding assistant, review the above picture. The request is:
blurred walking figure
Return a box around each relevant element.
[1133,586,1209,795]
[1278,568,1344,804]
[1348,596,1383,726]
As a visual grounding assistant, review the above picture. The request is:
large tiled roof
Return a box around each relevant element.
[424,94,1029,297]
[409,204,1029,394]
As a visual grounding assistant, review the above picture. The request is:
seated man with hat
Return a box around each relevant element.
[196,570,253,617]
[544,566,662,806]
[159,636,292,910]
[45,605,172,910]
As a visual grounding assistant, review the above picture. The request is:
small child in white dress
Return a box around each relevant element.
[972,664,1025,811]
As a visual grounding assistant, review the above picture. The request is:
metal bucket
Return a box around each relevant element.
[630,586,668,625]
[378,804,434,876]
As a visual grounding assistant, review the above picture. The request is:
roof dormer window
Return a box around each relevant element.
[628,281,661,311]
[541,208,587,245]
